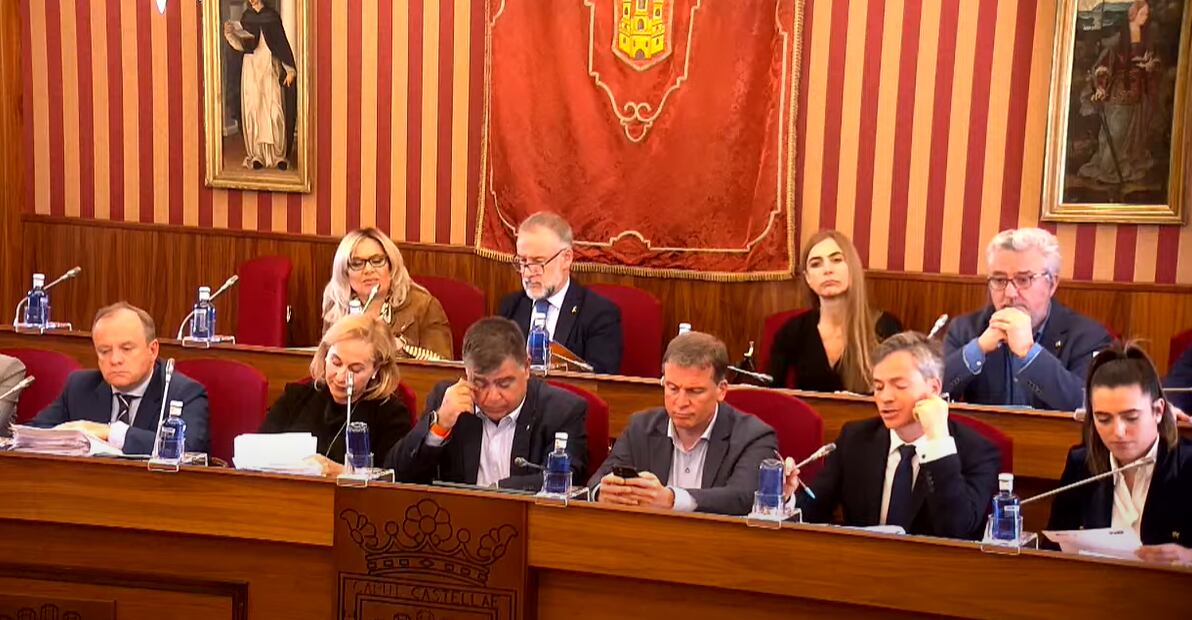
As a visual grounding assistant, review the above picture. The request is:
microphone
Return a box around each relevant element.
[927,313,949,339]
[514,456,544,471]
[1020,455,1157,505]
[0,376,35,402]
[361,285,381,312]
[209,274,239,302]
[150,358,176,457]
[44,266,83,291]
[729,365,774,385]
[346,370,355,431]
[794,442,836,470]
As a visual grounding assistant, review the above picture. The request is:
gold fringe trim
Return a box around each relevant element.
[472,246,792,283]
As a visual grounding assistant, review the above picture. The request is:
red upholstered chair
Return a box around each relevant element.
[724,387,825,481]
[586,284,663,377]
[1169,328,1192,371]
[0,348,82,423]
[414,276,486,359]
[235,256,293,347]
[548,380,610,477]
[175,359,269,463]
[952,414,1013,474]
[757,309,809,385]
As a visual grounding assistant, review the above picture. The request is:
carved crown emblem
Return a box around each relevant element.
[340,499,519,586]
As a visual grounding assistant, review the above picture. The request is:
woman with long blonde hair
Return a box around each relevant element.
[321,228,453,359]
[767,230,901,393]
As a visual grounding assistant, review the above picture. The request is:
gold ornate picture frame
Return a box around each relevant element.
[202,0,313,193]
[1042,0,1191,224]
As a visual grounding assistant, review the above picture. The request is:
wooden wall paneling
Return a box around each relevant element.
[0,0,24,314]
[18,216,1192,374]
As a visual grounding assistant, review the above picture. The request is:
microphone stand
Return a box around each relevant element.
[729,365,774,385]
[148,358,176,467]
[176,275,239,346]
[12,266,82,330]
[1020,455,1156,505]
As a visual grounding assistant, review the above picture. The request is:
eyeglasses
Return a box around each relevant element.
[347,254,389,272]
[987,272,1051,291]
[512,248,566,274]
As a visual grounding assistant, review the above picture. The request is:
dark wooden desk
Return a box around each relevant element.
[0,328,1083,481]
[0,452,1188,619]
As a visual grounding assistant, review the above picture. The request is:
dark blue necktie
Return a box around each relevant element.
[115,393,138,425]
[885,444,917,528]
[532,299,552,340]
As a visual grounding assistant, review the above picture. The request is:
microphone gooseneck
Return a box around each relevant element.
[210,274,240,302]
[728,365,774,385]
[44,266,83,291]
[794,442,837,470]
[0,376,35,402]
[514,456,544,471]
[1020,455,1157,505]
[362,285,381,312]
[927,313,949,339]
[150,358,177,458]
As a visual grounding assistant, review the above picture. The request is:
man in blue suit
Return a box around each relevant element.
[498,212,623,375]
[944,228,1111,411]
[31,302,209,455]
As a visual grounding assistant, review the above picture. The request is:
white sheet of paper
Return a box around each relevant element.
[10,425,123,457]
[1042,527,1142,560]
[233,432,320,475]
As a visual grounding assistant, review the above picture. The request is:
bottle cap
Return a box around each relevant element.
[678,322,692,334]
[32,273,45,286]
[168,399,184,416]
[555,432,568,442]
[198,286,211,300]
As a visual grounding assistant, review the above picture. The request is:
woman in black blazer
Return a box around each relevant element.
[1047,343,1192,566]
[259,314,411,475]
[768,230,901,393]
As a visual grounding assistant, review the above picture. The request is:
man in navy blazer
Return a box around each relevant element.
[786,332,1001,540]
[592,332,778,516]
[387,317,588,491]
[944,228,1110,411]
[30,302,209,455]
[497,212,623,375]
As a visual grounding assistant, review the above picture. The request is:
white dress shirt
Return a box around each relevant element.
[878,429,957,526]
[425,399,527,488]
[667,407,719,512]
[530,279,571,340]
[107,372,153,451]
[1109,438,1159,537]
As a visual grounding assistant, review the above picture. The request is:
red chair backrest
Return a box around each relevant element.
[951,413,1013,473]
[1170,328,1192,371]
[548,380,610,477]
[0,348,82,423]
[724,387,825,480]
[586,284,663,377]
[757,309,809,383]
[413,276,486,358]
[235,256,293,347]
[175,359,269,463]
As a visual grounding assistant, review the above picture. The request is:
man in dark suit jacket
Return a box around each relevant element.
[943,228,1110,411]
[387,317,588,491]
[29,303,209,455]
[1164,344,1192,416]
[497,211,623,375]
[592,332,777,516]
[787,332,1001,540]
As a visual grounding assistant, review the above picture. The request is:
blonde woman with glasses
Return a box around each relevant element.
[321,228,453,359]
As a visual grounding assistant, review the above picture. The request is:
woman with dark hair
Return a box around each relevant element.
[1047,342,1192,566]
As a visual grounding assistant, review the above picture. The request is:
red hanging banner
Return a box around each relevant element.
[477,0,804,280]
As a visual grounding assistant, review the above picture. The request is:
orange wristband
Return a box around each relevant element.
[430,422,452,439]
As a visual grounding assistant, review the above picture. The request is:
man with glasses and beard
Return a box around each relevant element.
[498,212,623,375]
[943,228,1111,411]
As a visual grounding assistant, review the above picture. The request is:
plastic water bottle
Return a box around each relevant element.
[528,316,550,374]
[23,273,49,326]
[991,473,1022,542]
[190,286,213,339]
[757,458,784,510]
[346,421,371,471]
[543,432,570,494]
[348,298,364,315]
[677,322,692,336]
[158,400,187,461]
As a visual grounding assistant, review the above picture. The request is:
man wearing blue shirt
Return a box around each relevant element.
[943,228,1111,411]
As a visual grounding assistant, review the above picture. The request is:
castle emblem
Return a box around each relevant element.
[613,0,673,70]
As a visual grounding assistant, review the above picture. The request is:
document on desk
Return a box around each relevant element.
[233,432,322,476]
[10,425,123,457]
[1042,528,1142,560]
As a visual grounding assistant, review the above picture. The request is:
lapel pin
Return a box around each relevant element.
[571,305,578,315]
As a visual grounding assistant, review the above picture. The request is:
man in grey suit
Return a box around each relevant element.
[591,331,777,516]
[0,354,27,436]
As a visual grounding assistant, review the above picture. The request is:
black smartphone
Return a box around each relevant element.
[611,465,639,479]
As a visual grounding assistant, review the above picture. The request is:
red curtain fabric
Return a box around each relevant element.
[478,0,801,279]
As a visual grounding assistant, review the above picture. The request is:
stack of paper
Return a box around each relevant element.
[10,425,123,457]
[233,432,322,476]
[1042,528,1142,560]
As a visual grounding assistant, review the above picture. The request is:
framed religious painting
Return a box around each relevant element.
[202,0,313,192]
[1042,0,1191,224]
